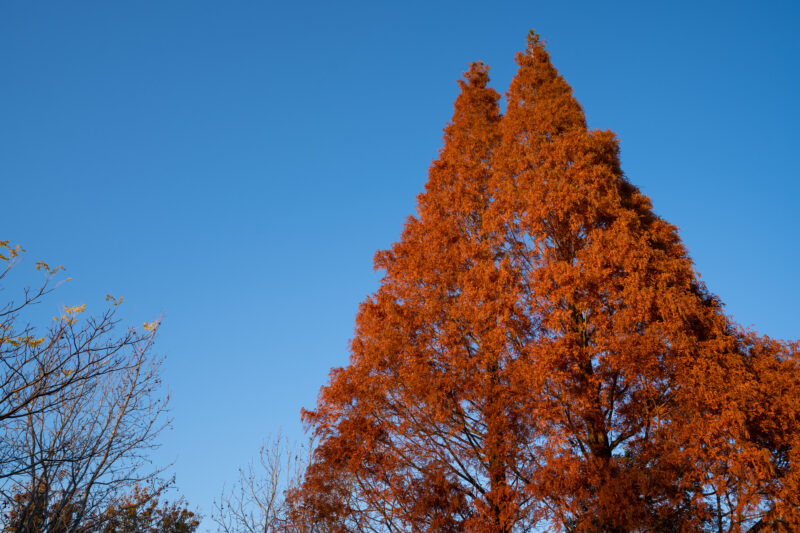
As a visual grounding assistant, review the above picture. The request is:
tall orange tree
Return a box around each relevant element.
[297,32,800,532]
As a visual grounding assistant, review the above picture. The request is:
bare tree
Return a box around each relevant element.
[0,241,172,531]
[1,242,146,473]
[212,432,315,533]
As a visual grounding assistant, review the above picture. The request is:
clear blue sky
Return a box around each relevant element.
[1,0,797,527]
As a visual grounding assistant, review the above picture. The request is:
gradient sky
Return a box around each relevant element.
[1,0,798,528]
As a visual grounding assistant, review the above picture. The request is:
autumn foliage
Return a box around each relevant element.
[3,485,199,533]
[296,32,800,532]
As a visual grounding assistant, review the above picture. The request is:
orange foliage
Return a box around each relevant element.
[297,32,800,532]
[3,484,199,532]
[100,486,200,533]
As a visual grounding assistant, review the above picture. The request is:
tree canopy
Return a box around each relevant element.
[296,32,800,532]
[0,243,189,532]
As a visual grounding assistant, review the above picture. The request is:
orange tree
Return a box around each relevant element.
[99,487,200,533]
[3,485,199,532]
[296,32,800,532]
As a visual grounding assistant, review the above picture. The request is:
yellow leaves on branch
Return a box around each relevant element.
[0,322,44,348]
[34,261,64,275]
[142,320,160,333]
[0,240,22,262]
[105,294,124,306]
[0,241,65,275]
[63,304,86,314]
[2,335,46,348]
[54,303,86,325]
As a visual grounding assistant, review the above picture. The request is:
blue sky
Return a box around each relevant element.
[1,0,797,527]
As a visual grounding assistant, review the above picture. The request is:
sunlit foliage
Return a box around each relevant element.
[294,32,800,532]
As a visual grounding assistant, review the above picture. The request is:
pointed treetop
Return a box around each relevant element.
[416,60,501,224]
[504,30,586,137]
[461,61,489,88]
[451,61,500,125]
[526,29,544,49]
[295,30,800,532]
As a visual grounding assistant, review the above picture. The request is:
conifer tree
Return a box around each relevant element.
[296,32,800,532]
[300,62,525,532]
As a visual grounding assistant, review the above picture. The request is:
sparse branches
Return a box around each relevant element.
[0,243,174,532]
[213,432,314,533]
